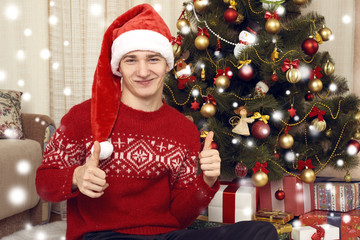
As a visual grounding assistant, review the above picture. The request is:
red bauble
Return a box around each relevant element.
[271,73,278,82]
[305,92,314,101]
[235,162,248,178]
[347,139,360,155]
[275,188,285,200]
[224,8,238,23]
[301,38,319,55]
[251,121,270,139]
[272,152,280,161]
[211,141,218,149]
[238,64,254,81]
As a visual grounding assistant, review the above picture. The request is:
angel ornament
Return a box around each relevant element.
[230,106,254,136]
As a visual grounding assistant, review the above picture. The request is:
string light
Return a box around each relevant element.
[284,151,296,162]
[336,159,344,167]
[272,110,283,121]
[8,186,26,206]
[17,160,31,175]
[329,83,337,92]
[5,4,20,20]
[40,49,51,60]
[52,62,60,70]
[24,28,32,36]
[17,79,25,87]
[232,102,239,108]
[186,4,193,11]
[63,87,72,96]
[192,88,200,97]
[49,15,58,25]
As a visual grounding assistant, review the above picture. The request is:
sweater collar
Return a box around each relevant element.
[119,100,168,121]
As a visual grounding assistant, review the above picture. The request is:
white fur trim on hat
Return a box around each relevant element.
[111,29,174,77]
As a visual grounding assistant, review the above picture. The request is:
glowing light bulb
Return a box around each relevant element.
[5,5,20,20]
[16,50,25,60]
[186,4,193,11]
[232,138,239,144]
[285,90,291,95]
[17,160,31,175]
[232,102,239,108]
[272,110,283,121]
[329,83,337,92]
[22,92,31,102]
[64,41,70,46]
[8,187,26,206]
[326,183,332,190]
[336,159,344,167]
[192,89,200,97]
[153,4,162,12]
[342,15,351,24]
[52,62,60,70]
[49,1,55,7]
[343,214,351,223]
[246,140,254,147]
[24,28,32,36]
[90,4,102,16]
[218,88,224,93]
[63,87,72,96]
[276,5,285,16]
[181,26,190,35]
[18,79,25,87]
[40,49,51,60]
[49,15,58,25]
[347,144,359,156]
[284,151,296,162]
[292,220,301,228]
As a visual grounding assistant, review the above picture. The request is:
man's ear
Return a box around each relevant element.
[166,65,170,73]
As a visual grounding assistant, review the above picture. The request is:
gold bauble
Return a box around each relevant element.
[300,168,316,183]
[323,60,335,76]
[176,18,190,31]
[319,26,332,41]
[286,67,301,83]
[194,0,208,13]
[278,134,294,149]
[195,35,210,51]
[354,111,360,122]
[200,102,216,118]
[311,118,327,132]
[308,78,323,93]
[265,18,280,34]
[223,0,230,3]
[215,75,230,89]
[251,170,269,187]
[172,43,182,58]
[354,130,360,140]
[344,171,352,182]
[293,0,307,5]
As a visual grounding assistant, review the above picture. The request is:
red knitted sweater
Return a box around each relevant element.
[36,99,219,240]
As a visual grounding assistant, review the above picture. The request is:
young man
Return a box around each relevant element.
[36,4,277,240]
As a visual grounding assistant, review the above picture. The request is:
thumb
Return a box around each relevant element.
[88,141,101,167]
[203,131,214,150]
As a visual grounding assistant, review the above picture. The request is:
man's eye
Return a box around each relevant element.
[125,59,135,63]
[150,58,160,62]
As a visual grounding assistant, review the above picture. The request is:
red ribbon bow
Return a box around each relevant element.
[171,35,183,45]
[252,161,269,174]
[309,66,323,80]
[197,27,209,38]
[311,225,325,240]
[281,59,300,72]
[264,11,280,20]
[309,106,326,121]
[213,67,233,84]
[203,94,216,105]
[297,159,315,171]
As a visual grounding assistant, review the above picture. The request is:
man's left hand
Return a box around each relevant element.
[199,131,221,188]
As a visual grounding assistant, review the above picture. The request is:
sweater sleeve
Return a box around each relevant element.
[35,108,89,203]
[169,134,220,228]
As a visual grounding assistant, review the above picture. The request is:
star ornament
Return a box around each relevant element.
[191,100,200,111]
[288,106,297,118]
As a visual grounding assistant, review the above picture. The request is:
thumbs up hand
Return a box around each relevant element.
[199,131,221,188]
[72,141,109,198]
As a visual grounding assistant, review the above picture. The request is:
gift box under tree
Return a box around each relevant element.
[259,175,315,216]
[299,209,360,239]
[292,224,339,240]
[208,180,256,223]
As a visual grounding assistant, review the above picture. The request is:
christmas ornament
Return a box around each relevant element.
[323,60,335,76]
[318,26,332,41]
[271,71,279,82]
[305,91,314,101]
[309,66,323,81]
[176,18,190,31]
[238,63,254,81]
[293,0,307,5]
[264,11,280,34]
[272,151,280,161]
[325,128,332,137]
[288,105,297,118]
[344,170,352,182]
[201,67,206,81]
[215,35,222,56]
[223,0,230,3]
[255,81,269,96]
[235,13,244,24]
[235,162,248,178]
[233,20,260,59]
[174,52,195,89]
[300,167,316,183]
[286,66,301,83]
[231,106,255,136]
[279,132,294,149]
[194,0,208,13]
[302,37,319,55]
[195,27,209,51]
[261,0,285,10]
[201,94,217,118]
[355,111,360,122]
[308,78,323,92]
[214,67,233,90]
[211,141,218,149]
[354,130,360,140]
[252,162,269,187]
[224,1,238,23]
[311,118,327,132]
[281,58,299,73]
[275,188,285,200]
[346,139,360,156]
[251,120,270,139]
[171,35,182,58]
[191,100,200,111]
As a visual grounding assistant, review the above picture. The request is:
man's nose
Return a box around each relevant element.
[137,60,150,77]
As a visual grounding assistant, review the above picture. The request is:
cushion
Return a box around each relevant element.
[0,89,23,139]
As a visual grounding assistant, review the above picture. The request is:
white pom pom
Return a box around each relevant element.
[91,141,114,160]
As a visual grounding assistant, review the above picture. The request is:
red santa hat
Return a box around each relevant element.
[91,4,174,159]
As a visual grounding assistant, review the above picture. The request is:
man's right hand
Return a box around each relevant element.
[72,141,109,198]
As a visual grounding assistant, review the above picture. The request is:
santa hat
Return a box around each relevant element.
[91,4,174,159]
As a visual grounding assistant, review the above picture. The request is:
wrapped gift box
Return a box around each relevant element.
[259,175,315,216]
[253,209,294,224]
[208,180,256,223]
[300,209,360,239]
[292,224,339,240]
[314,181,359,212]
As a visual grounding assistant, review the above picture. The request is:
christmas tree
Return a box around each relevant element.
[163,0,360,186]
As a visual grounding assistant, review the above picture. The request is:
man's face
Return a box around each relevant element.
[119,50,169,102]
